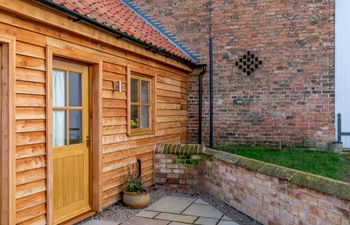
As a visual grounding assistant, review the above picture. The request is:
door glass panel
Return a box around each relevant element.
[53,70,66,107]
[131,79,139,102]
[69,110,82,144]
[69,72,82,107]
[131,105,140,128]
[141,105,149,128]
[141,80,149,103]
[53,110,66,147]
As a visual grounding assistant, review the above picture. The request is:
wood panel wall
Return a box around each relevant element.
[0,3,192,224]
[14,26,47,225]
[101,62,188,207]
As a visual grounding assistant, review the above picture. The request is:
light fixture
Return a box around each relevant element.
[113,81,122,92]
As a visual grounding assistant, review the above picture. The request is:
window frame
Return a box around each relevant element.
[52,63,86,148]
[128,70,155,136]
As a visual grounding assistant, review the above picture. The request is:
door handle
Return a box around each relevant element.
[86,136,90,147]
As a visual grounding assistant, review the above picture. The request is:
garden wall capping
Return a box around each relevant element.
[154,143,205,155]
[204,148,350,201]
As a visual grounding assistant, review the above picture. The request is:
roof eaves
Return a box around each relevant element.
[121,0,199,63]
[34,0,198,67]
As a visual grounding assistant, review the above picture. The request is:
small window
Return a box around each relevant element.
[129,74,152,134]
[52,68,84,147]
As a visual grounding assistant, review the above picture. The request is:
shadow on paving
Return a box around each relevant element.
[81,186,261,225]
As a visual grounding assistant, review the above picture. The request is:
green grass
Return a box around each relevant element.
[344,154,350,161]
[216,145,345,181]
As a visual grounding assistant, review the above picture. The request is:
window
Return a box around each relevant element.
[52,66,86,147]
[130,74,152,134]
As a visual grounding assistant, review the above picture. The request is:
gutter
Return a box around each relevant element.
[34,0,197,67]
[209,0,214,148]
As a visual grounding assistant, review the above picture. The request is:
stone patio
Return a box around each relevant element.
[83,196,240,225]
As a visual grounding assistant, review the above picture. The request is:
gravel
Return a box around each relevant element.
[88,185,261,225]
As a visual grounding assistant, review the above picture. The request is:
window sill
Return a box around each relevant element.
[127,130,156,137]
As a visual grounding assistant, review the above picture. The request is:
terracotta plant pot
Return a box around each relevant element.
[122,191,150,209]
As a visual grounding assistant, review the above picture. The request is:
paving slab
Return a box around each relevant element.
[136,210,159,218]
[120,217,169,225]
[168,222,190,225]
[222,215,233,221]
[88,195,244,225]
[182,203,223,219]
[218,220,240,225]
[83,220,119,225]
[194,217,220,225]
[194,199,209,205]
[156,212,197,223]
[147,196,196,213]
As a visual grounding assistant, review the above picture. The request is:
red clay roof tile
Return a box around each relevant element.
[50,0,192,61]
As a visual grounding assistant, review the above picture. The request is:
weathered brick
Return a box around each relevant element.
[167,173,179,179]
[132,0,335,148]
[318,199,334,211]
[154,149,349,225]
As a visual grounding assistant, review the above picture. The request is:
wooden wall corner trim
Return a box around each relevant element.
[126,66,131,136]
[45,46,53,225]
[153,74,158,133]
[91,60,103,211]
[0,35,16,225]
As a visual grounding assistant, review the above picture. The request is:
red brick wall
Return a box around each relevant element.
[205,156,350,225]
[154,145,350,225]
[154,153,205,189]
[131,0,335,148]
[154,144,205,189]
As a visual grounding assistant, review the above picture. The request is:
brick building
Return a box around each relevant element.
[130,0,336,149]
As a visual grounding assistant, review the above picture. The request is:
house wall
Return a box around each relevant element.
[131,0,336,148]
[0,1,192,224]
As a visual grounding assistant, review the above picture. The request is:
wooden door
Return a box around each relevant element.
[52,59,90,224]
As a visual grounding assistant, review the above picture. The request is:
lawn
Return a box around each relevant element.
[216,145,346,181]
[344,154,350,161]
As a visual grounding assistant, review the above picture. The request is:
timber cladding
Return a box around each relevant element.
[0,0,193,224]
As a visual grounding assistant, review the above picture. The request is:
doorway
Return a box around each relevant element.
[52,59,90,224]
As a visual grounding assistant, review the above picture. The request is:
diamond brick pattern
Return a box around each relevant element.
[235,51,262,76]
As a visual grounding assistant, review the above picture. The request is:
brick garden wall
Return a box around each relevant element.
[131,0,336,148]
[205,153,350,225]
[154,144,350,225]
[154,144,205,189]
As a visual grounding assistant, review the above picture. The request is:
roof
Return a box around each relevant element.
[37,0,198,64]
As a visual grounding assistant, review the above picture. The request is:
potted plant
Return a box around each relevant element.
[122,171,150,209]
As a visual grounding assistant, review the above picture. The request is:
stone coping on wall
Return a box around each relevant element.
[154,143,205,155]
[204,148,350,201]
[154,144,350,201]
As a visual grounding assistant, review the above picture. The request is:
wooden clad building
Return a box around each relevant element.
[0,0,200,224]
